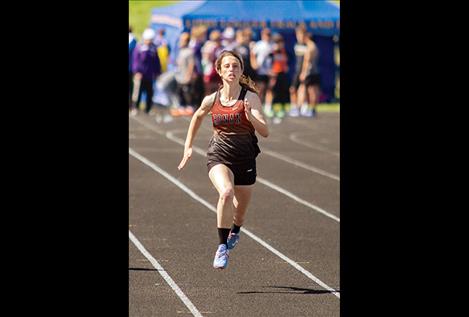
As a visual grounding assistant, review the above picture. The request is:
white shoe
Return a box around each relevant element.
[289,108,300,117]
[302,109,314,117]
[273,117,282,124]
[163,114,173,123]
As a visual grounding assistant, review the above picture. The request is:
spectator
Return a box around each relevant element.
[269,33,289,123]
[201,30,224,95]
[250,28,273,115]
[129,26,137,113]
[174,32,195,116]
[189,25,207,110]
[289,25,320,118]
[233,28,256,81]
[131,28,161,115]
[222,27,237,51]
[154,28,170,73]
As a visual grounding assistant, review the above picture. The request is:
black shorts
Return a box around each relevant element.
[290,73,321,89]
[255,74,270,85]
[207,160,257,186]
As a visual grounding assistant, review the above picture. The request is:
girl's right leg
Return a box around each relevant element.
[208,164,235,269]
[208,164,235,229]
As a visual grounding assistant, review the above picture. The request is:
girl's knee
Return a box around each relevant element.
[219,187,234,201]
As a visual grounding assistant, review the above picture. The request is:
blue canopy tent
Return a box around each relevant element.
[150,1,205,68]
[150,0,340,102]
[182,0,339,37]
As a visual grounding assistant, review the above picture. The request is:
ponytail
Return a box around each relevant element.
[239,74,259,94]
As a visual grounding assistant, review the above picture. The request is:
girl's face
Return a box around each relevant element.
[218,56,242,83]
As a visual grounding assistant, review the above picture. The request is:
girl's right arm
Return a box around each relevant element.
[177,93,216,170]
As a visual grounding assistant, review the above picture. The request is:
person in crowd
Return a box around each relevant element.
[131,28,161,115]
[129,26,137,114]
[174,32,196,116]
[289,24,320,118]
[269,33,289,124]
[154,28,170,73]
[201,30,224,95]
[233,28,256,82]
[250,28,274,117]
[189,25,207,110]
[222,26,237,51]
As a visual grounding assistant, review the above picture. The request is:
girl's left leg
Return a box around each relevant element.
[232,185,253,227]
[227,185,253,250]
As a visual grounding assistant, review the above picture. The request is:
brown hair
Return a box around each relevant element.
[215,50,259,94]
[295,23,307,34]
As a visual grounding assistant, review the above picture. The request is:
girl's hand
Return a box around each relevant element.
[178,147,192,170]
[244,98,252,120]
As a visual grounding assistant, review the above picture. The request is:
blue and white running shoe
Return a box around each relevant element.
[227,232,240,250]
[213,244,229,269]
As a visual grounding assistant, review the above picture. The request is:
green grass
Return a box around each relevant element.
[317,103,340,112]
[273,103,340,113]
[129,0,180,41]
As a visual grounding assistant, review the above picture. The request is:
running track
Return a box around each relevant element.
[129,110,340,316]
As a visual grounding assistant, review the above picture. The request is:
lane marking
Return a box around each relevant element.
[131,116,340,222]
[290,133,340,157]
[129,148,340,298]
[259,149,339,181]
[129,230,203,317]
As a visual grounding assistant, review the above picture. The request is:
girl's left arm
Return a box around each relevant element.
[244,92,269,138]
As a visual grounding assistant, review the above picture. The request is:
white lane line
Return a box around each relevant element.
[289,133,340,157]
[130,116,340,222]
[129,230,203,317]
[258,149,339,181]
[257,178,340,222]
[129,148,340,299]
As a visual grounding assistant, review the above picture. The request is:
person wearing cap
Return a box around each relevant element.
[129,26,137,112]
[131,28,161,115]
[222,27,237,51]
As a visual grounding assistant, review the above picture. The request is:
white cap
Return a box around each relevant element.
[142,28,156,40]
[223,27,235,40]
